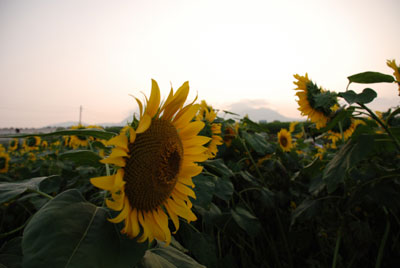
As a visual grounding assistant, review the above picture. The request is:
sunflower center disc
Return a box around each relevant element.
[280,136,288,147]
[0,158,5,169]
[124,119,183,211]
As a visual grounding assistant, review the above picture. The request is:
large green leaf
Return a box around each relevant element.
[231,206,262,237]
[213,176,234,201]
[139,243,205,268]
[323,134,374,193]
[242,132,273,155]
[203,159,234,178]
[347,71,395,84]
[0,176,53,204]
[192,175,215,209]
[1,129,116,140]
[0,237,22,268]
[339,88,377,104]
[22,189,147,268]
[58,150,102,166]
[290,199,320,226]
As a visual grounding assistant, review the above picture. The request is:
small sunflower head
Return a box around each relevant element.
[0,152,10,173]
[277,128,293,152]
[8,138,19,151]
[24,136,41,151]
[386,59,400,96]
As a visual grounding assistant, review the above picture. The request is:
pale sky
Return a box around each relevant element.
[0,0,399,128]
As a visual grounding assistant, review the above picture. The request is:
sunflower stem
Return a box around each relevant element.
[240,137,263,180]
[375,207,390,268]
[358,103,400,151]
[28,189,54,200]
[332,225,343,268]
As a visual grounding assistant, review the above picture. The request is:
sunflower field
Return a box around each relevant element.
[1,60,400,268]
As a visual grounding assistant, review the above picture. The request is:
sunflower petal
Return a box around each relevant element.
[179,164,203,178]
[166,198,197,223]
[106,134,128,150]
[136,114,151,134]
[100,156,126,167]
[179,121,205,139]
[153,208,171,246]
[109,198,130,223]
[175,182,196,199]
[182,136,211,146]
[164,202,180,233]
[173,104,200,129]
[130,209,140,238]
[146,79,161,118]
[184,146,208,155]
[90,175,115,190]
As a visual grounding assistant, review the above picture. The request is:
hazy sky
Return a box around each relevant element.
[1,0,399,128]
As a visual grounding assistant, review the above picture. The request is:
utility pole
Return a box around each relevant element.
[79,105,82,125]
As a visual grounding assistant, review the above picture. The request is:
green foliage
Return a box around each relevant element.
[1,63,400,267]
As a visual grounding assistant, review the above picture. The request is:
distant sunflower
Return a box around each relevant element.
[41,140,48,149]
[196,100,223,158]
[8,138,19,151]
[293,74,338,129]
[23,136,41,151]
[91,80,210,245]
[387,59,400,95]
[223,123,239,147]
[69,125,91,149]
[327,119,364,144]
[277,128,293,152]
[0,151,10,173]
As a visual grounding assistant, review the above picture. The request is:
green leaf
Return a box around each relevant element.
[347,71,395,84]
[323,134,374,193]
[203,159,234,178]
[0,129,116,140]
[214,176,234,201]
[58,150,102,166]
[242,132,273,155]
[0,176,53,204]
[139,243,206,268]
[0,237,22,268]
[192,175,215,209]
[290,199,320,226]
[22,189,147,268]
[231,206,262,237]
[339,88,377,104]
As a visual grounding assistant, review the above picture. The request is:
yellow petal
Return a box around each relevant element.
[166,198,197,223]
[90,175,115,191]
[136,114,151,134]
[114,168,125,188]
[153,208,171,246]
[162,82,190,120]
[138,211,154,243]
[173,104,200,129]
[134,97,144,118]
[184,146,208,155]
[146,79,161,118]
[182,136,211,146]
[109,198,130,223]
[178,176,195,187]
[179,121,205,139]
[109,147,128,158]
[179,164,203,178]
[130,209,141,238]
[164,202,179,233]
[106,134,128,151]
[184,153,209,163]
[175,182,196,199]
[106,197,124,211]
[146,211,165,242]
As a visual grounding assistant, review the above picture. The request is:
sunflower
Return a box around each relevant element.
[277,128,293,152]
[223,123,239,147]
[68,125,92,149]
[327,119,364,145]
[387,59,400,96]
[196,100,223,158]
[41,140,48,149]
[293,74,338,129]
[90,80,210,245]
[23,136,41,151]
[0,151,10,173]
[8,138,19,151]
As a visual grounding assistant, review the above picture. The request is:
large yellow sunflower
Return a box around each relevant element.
[386,59,400,96]
[0,151,10,173]
[23,136,41,151]
[277,128,293,152]
[196,100,223,158]
[293,74,338,129]
[90,80,210,245]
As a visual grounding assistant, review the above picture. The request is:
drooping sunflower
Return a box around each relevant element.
[293,74,338,129]
[68,125,92,149]
[0,151,10,173]
[387,59,400,96]
[8,138,19,151]
[196,100,223,158]
[90,80,210,245]
[277,128,293,152]
[23,136,41,151]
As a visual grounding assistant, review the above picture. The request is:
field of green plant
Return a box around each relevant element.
[1,61,400,268]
